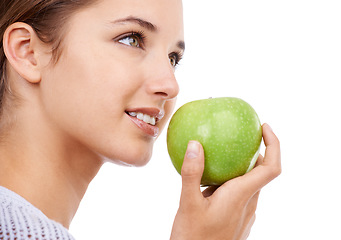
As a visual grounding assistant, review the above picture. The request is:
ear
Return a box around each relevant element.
[3,22,43,83]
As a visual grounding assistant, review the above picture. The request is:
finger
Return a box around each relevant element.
[180,141,205,205]
[262,123,281,169]
[238,123,281,194]
[247,191,260,217]
[237,212,256,240]
[246,214,256,240]
[254,154,264,167]
[237,192,259,240]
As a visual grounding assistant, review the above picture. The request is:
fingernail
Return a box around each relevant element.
[263,123,273,132]
[186,141,200,159]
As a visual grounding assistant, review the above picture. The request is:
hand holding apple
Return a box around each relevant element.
[167,97,262,186]
[170,124,281,240]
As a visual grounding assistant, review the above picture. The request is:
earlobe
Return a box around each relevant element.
[3,22,42,83]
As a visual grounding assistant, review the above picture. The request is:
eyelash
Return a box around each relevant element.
[169,51,183,68]
[117,31,183,68]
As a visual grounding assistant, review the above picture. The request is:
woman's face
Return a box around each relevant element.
[40,0,184,166]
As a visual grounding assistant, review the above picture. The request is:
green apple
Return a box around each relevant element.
[167,97,262,186]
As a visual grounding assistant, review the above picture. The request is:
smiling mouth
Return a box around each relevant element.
[126,111,157,126]
[125,109,164,137]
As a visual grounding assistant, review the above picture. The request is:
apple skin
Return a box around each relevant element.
[167,97,262,186]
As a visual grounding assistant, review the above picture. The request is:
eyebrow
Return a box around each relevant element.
[177,40,185,51]
[111,16,185,52]
[111,16,158,32]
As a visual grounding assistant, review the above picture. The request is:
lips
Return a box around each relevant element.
[125,108,164,137]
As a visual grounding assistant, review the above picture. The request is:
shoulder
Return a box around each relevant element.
[0,186,75,240]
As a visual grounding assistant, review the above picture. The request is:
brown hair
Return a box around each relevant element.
[0,0,97,123]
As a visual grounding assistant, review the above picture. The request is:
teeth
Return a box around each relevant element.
[137,113,144,120]
[128,112,137,117]
[150,117,156,125]
[143,114,151,123]
[128,112,156,126]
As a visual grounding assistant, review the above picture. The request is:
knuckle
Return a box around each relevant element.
[181,161,203,178]
[269,164,282,179]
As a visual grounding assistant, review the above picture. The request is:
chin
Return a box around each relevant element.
[103,143,154,167]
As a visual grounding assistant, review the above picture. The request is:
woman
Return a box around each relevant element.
[0,0,281,239]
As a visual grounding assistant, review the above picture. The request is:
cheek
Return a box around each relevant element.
[40,55,156,166]
[40,54,115,143]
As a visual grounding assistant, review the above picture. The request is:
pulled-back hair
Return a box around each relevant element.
[0,0,97,122]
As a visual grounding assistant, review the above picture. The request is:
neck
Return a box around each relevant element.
[0,116,104,229]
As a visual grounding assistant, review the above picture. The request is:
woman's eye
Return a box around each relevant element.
[118,34,142,48]
[118,35,140,48]
[117,31,146,49]
[169,55,177,67]
[169,52,183,68]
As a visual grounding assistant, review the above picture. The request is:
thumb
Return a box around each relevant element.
[180,141,205,203]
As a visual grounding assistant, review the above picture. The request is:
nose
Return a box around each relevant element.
[145,58,180,100]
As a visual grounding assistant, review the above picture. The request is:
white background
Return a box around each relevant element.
[70,1,341,239]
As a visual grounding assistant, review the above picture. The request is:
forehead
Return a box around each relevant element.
[75,0,184,38]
